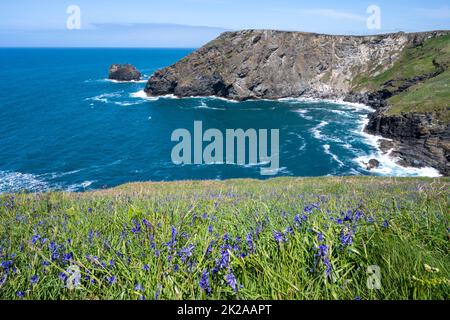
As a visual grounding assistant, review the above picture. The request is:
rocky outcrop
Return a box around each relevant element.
[144,30,447,100]
[109,64,141,81]
[366,110,450,175]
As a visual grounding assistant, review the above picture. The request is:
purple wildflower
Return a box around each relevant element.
[317,232,325,243]
[16,291,25,299]
[199,269,211,295]
[106,275,116,285]
[143,264,150,272]
[135,283,143,291]
[30,274,39,285]
[273,230,285,244]
[246,233,254,253]
[216,249,230,270]
[225,270,238,292]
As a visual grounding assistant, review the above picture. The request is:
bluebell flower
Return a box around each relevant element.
[62,252,73,264]
[179,244,195,263]
[106,275,116,285]
[199,269,211,295]
[317,232,325,243]
[16,291,25,299]
[382,220,389,228]
[143,264,150,272]
[285,227,294,236]
[208,225,213,233]
[225,270,238,292]
[340,230,353,247]
[206,241,214,256]
[142,219,153,228]
[344,210,353,222]
[273,230,285,244]
[246,233,254,253]
[1,260,12,271]
[31,234,41,245]
[135,283,143,291]
[30,274,39,285]
[216,249,230,270]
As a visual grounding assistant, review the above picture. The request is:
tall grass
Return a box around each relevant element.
[0,177,448,300]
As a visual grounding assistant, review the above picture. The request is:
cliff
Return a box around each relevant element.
[144,29,450,175]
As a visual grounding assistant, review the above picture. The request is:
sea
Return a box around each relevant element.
[0,48,441,193]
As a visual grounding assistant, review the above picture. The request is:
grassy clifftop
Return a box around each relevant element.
[0,177,449,300]
[354,34,450,123]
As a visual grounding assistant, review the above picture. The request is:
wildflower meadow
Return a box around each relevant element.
[0,177,448,300]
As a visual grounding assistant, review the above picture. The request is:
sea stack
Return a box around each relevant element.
[108,64,141,81]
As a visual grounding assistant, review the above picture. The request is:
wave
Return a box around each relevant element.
[66,181,96,192]
[323,144,345,167]
[0,170,97,194]
[310,121,329,140]
[355,152,442,177]
[292,109,313,120]
[86,93,122,103]
[130,90,179,101]
[0,171,50,193]
[193,100,226,110]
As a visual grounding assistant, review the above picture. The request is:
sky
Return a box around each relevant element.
[0,0,449,47]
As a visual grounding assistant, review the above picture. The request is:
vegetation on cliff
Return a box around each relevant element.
[1,177,448,300]
[353,33,450,123]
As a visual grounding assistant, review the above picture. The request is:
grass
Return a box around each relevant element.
[353,34,450,123]
[0,177,449,300]
[386,70,450,123]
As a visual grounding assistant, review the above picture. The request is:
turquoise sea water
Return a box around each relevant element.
[0,48,440,193]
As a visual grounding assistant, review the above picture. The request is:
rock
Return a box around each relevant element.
[378,139,396,154]
[144,30,448,101]
[366,110,449,175]
[109,64,141,81]
[365,159,380,170]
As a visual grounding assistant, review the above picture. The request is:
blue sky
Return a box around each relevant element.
[1,0,449,47]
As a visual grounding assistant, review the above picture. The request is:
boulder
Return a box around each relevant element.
[108,64,141,81]
[365,159,380,170]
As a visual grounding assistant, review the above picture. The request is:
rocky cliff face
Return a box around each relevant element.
[367,110,450,175]
[144,30,444,100]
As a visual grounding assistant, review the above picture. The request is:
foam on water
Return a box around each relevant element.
[130,90,179,101]
[323,144,345,167]
[310,121,329,140]
[0,171,49,193]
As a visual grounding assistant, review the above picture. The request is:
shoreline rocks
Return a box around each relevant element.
[109,64,141,82]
